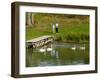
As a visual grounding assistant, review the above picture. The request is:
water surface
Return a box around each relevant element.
[26,42,89,67]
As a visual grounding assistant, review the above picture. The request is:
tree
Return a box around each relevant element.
[26,13,34,26]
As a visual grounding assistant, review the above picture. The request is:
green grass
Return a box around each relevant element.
[26,13,89,43]
[26,23,89,43]
[26,26,53,40]
[53,23,89,43]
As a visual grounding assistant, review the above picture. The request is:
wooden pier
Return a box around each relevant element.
[26,35,53,48]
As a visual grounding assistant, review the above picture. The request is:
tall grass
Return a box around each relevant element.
[53,33,89,43]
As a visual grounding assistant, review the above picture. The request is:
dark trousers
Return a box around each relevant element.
[56,28,58,33]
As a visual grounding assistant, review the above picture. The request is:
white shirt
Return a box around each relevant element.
[56,23,58,28]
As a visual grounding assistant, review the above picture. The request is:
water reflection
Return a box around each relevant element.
[26,42,89,67]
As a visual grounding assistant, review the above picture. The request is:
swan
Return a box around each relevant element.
[71,45,76,50]
[80,46,85,50]
[39,48,52,52]
[47,48,52,51]
[39,48,46,52]
[79,44,85,50]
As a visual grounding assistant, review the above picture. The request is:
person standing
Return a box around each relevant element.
[55,23,59,33]
[52,24,55,33]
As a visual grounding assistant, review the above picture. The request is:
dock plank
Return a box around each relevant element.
[26,35,52,43]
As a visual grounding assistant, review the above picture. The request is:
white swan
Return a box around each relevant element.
[80,46,85,50]
[71,45,76,50]
[39,48,52,52]
[47,48,52,51]
[39,49,46,52]
[79,44,85,50]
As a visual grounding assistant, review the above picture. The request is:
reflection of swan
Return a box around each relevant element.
[79,44,85,50]
[71,45,76,50]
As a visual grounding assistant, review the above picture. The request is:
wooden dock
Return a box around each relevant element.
[26,35,53,48]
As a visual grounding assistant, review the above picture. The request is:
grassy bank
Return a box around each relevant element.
[53,32,89,43]
[26,13,89,43]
